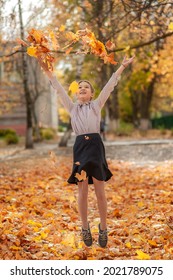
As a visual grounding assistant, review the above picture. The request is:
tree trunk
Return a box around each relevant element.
[106,65,119,131]
[139,75,156,130]
[18,0,33,148]
[32,104,41,142]
[59,123,72,147]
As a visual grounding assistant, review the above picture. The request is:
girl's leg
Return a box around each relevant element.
[77,178,89,229]
[92,177,107,230]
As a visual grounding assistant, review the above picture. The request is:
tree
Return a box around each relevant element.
[18,0,34,148]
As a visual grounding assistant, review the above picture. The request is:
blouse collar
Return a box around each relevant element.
[78,101,91,108]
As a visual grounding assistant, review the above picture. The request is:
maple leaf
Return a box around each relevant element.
[104,52,117,65]
[69,81,79,94]
[27,46,38,57]
[75,170,87,181]
[106,40,115,51]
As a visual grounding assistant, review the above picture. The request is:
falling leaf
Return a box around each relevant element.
[106,40,115,50]
[49,151,57,164]
[59,25,66,32]
[75,170,87,181]
[69,81,79,94]
[16,38,28,46]
[27,46,37,57]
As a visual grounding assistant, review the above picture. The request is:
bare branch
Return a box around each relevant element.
[115,31,173,52]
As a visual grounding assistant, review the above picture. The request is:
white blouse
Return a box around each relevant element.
[49,72,120,135]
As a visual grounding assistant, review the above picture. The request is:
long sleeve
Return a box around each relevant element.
[95,71,121,109]
[49,75,74,114]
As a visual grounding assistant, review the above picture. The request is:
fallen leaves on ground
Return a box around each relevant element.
[0,154,172,260]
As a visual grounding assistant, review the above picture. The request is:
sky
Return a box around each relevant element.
[1,0,50,39]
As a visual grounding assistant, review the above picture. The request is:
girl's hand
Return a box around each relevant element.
[121,55,135,68]
[37,56,54,78]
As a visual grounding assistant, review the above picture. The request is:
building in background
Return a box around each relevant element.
[0,45,58,135]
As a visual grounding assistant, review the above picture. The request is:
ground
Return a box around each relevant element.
[0,131,172,260]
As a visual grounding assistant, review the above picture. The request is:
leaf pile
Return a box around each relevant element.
[0,155,172,260]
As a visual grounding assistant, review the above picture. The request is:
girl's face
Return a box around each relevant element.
[76,81,94,103]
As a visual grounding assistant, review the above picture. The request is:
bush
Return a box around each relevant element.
[5,133,19,145]
[115,121,134,136]
[158,125,167,135]
[0,128,16,137]
[40,128,56,140]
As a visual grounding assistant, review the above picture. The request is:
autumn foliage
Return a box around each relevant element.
[17,27,117,72]
[0,154,172,260]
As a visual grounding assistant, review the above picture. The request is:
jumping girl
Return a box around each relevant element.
[38,55,135,248]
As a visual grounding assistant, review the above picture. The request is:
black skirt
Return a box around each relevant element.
[67,133,113,184]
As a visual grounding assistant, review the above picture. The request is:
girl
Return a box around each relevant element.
[38,55,135,248]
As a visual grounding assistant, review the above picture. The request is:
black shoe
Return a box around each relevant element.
[98,223,108,248]
[81,224,93,247]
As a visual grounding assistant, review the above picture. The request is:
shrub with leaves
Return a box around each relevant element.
[40,128,57,140]
[5,133,19,145]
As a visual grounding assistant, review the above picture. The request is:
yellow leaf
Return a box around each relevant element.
[136,250,150,260]
[27,220,42,227]
[40,231,48,239]
[69,196,76,204]
[138,201,144,208]
[59,25,66,32]
[168,22,173,31]
[124,45,130,52]
[61,232,76,248]
[10,246,22,251]
[75,170,87,181]
[33,227,39,232]
[69,81,79,94]
[58,107,70,123]
[125,242,132,249]
[27,46,37,57]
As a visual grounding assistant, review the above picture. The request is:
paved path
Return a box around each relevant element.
[1,138,173,166]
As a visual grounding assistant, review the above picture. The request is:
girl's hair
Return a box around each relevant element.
[78,80,95,93]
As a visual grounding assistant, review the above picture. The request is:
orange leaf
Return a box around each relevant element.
[16,38,28,46]
[75,170,87,181]
[106,40,115,51]
[104,53,117,65]
[148,240,158,248]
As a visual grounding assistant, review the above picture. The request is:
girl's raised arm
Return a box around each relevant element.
[37,57,74,114]
[95,55,135,109]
